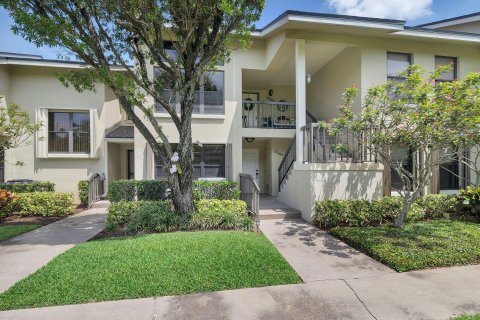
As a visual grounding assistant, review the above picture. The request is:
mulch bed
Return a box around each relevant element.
[0,205,87,227]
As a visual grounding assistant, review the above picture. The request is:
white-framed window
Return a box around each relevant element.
[36,108,97,158]
[48,111,90,154]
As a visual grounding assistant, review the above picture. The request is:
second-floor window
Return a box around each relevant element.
[387,52,411,82]
[48,111,90,154]
[435,56,457,83]
[155,68,225,115]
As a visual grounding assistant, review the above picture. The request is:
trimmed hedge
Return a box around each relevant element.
[314,194,458,228]
[108,179,240,202]
[108,180,168,202]
[3,192,74,217]
[78,180,88,207]
[193,181,240,200]
[0,182,55,193]
[106,199,251,232]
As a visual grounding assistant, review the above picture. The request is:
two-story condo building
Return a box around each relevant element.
[1,11,480,221]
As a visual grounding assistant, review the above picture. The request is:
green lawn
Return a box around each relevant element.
[0,225,40,242]
[330,220,480,272]
[0,231,300,310]
[451,315,480,320]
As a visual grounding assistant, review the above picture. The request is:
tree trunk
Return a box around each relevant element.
[394,200,413,228]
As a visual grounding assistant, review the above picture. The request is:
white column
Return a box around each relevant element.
[295,39,306,163]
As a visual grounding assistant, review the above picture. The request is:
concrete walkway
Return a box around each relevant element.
[260,218,394,282]
[0,201,108,293]
[259,195,301,220]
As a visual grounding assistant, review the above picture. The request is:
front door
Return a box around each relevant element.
[127,150,135,180]
[242,149,260,191]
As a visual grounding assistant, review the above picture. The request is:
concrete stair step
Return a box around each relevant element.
[259,209,301,221]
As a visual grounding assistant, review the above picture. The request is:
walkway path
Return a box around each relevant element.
[259,218,394,282]
[0,201,108,293]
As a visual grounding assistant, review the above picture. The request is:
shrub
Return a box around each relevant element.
[107,199,252,232]
[0,190,16,219]
[458,186,480,221]
[108,180,136,202]
[0,182,55,193]
[5,192,74,217]
[136,180,169,201]
[187,199,252,230]
[314,194,458,228]
[108,180,169,202]
[78,180,88,207]
[193,180,240,200]
[126,201,176,233]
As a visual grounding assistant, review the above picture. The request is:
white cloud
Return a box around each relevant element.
[327,0,433,20]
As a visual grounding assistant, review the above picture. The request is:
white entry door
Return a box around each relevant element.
[242,149,260,191]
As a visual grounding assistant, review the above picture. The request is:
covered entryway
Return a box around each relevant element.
[105,125,135,188]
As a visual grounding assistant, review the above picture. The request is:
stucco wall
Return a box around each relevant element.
[306,47,361,121]
[2,65,122,202]
[278,163,384,221]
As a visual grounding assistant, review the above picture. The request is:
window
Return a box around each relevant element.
[390,145,413,190]
[387,52,411,82]
[48,112,90,154]
[439,146,462,190]
[155,68,224,115]
[0,149,4,183]
[155,144,225,180]
[435,56,457,83]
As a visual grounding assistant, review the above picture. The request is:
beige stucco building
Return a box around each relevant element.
[2,11,480,221]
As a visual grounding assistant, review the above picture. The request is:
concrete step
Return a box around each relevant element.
[90,200,110,209]
[259,209,301,221]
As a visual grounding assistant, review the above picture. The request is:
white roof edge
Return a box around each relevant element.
[420,15,480,29]
[252,14,404,38]
[393,29,480,43]
[0,57,127,71]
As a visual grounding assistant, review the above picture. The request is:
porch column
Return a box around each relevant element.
[295,39,306,163]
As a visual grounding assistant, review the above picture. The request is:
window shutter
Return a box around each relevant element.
[35,108,48,158]
[225,143,233,180]
[89,109,98,157]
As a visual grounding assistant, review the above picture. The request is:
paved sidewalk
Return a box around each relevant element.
[0,201,108,293]
[260,218,394,282]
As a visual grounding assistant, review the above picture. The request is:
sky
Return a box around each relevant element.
[1,0,480,59]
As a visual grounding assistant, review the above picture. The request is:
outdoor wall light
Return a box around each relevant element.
[306,73,312,85]
[245,137,255,143]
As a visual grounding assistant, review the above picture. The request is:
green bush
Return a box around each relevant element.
[4,192,74,217]
[78,180,88,207]
[126,201,176,233]
[188,199,252,230]
[0,189,16,220]
[458,186,480,221]
[193,180,240,200]
[108,180,137,202]
[0,182,55,193]
[315,194,458,228]
[107,199,252,232]
[136,180,169,201]
[108,180,169,202]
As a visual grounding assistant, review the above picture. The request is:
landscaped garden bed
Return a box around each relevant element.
[330,219,480,272]
[0,231,301,310]
[451,315,480,320]
[314,193,480,272]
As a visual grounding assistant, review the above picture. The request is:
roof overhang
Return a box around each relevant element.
[0,56,128,71]
[417,12,480,29]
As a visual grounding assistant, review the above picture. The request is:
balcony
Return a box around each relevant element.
[242,100,295,129]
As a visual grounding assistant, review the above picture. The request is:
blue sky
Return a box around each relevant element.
[1,0,479,59]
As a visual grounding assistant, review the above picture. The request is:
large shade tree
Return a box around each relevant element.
[322,66,480,227]
[1,0,264,213]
